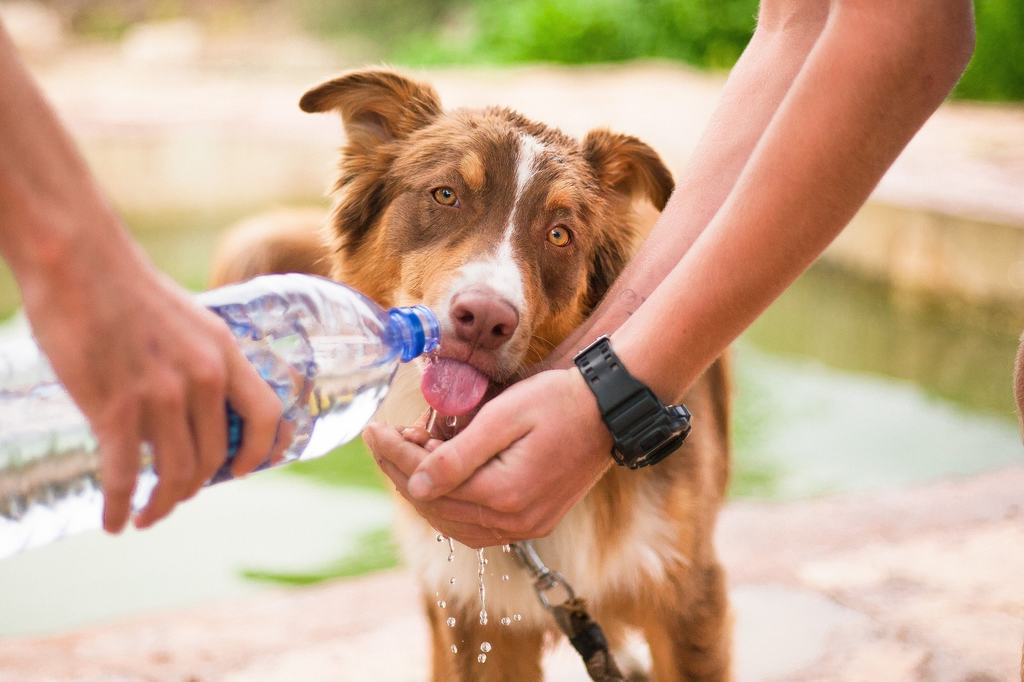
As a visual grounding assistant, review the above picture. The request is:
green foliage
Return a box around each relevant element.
[386,0,1023,102]
[955,0,1024,101]
[396,0,757,70]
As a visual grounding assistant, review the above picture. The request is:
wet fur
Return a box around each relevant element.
[211,69,732,681]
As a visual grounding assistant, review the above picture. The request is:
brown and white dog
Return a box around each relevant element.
[211,69,732,681]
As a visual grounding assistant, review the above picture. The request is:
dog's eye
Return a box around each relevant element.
[431,187,459,207]
[546,225,572,247]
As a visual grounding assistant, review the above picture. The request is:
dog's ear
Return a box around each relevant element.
[582,129,674,210]
[300,69,442,151]
[300,70,441,259]
[580,130,671,311]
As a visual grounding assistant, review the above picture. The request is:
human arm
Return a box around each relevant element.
[370,0,976,547]
[547,0,832,367]
[0,23,285,532]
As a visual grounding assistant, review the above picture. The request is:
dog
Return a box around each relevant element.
[211,68,732,681]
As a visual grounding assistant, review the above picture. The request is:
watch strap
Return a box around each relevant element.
[574,336,691,469]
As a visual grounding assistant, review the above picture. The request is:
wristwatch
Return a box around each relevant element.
[573,335,692,469]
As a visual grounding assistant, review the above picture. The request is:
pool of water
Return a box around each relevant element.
[733,264,1023,498]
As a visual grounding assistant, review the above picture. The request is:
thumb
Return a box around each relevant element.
[408,402,525,501]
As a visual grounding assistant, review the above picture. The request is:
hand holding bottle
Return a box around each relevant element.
[17,228,286,534]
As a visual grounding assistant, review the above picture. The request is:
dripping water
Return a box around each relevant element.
[477,547,488,626]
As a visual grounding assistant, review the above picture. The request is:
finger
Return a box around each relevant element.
[224,348,283,477]
[377,460,497,547]
[424,438,443,452]
[364,422,429,477]
[186,366,228,495]
[268,418,294,466]
[407,402,526,501]
[98,406,141,534]
[377,457,515,539]
[135,391,196,529]
[375,452,411,493]
[401,426,432,447]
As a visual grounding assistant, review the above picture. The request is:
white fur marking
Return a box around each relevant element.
[503,134,546,245]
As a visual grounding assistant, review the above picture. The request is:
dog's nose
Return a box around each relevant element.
[450,289,519,350]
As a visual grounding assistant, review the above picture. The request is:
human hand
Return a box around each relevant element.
[364,368,612,548]
[18,230,285,533]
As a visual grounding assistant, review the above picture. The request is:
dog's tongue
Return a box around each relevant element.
[421,358,490,416]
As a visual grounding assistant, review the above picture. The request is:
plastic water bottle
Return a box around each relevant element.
[0,274,440,560]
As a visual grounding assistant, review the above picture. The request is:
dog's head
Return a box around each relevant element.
[301,69,672,416]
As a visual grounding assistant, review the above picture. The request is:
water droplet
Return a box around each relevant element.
[436,534,444,542]
[437,600,447,609]
[501,544,511,553]
[446,415,458,428]
[446,617,456,627]
[500,617,511,626]
[479,610,488,625]
[501,574,510,582]
[449,577,456,584]
[480,642,492,653]
[477,654,487,663]
[512,613,523,622]
[450,644,458,654]
[447,554,455,562]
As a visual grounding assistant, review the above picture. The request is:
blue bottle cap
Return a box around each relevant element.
[388,305,441,362]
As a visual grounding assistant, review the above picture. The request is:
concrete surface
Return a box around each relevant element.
[2,467,1022,681]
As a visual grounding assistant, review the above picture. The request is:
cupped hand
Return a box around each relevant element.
[364,368,612,548]
[20,233,285,533]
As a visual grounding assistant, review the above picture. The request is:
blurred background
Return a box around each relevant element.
[0,1,1022,680]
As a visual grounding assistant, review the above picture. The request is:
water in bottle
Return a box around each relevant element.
[0,274,440,559]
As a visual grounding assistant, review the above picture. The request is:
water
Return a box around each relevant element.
[0,274,439,559]
[477,548,488,626]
